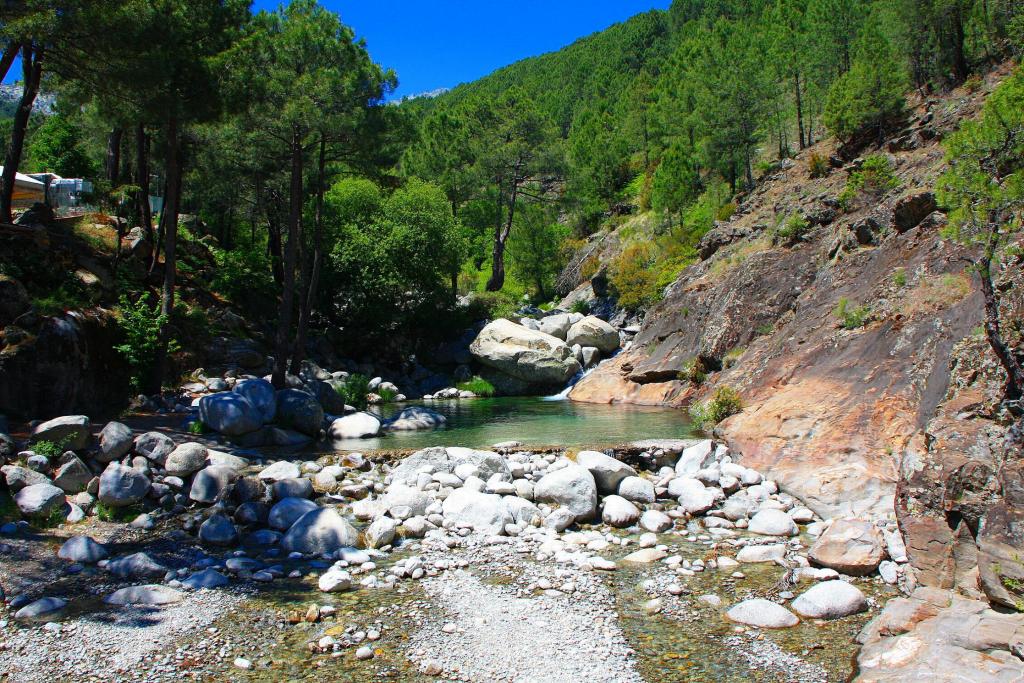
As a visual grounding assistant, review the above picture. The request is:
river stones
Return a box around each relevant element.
[535,464,598,520]
[640,509,673,533]
[183,569,229,590]
[792,580,867,619]
[318,569,352,592]
[726,599,799,628]
[281,507,359,555]
[199,392,262,436]
[617,476,655,504]
[576,450,636,494]
[566,316,619,354]
[748,509,799,536]
[2,465,49,492]
[808,518,887,575]
[164,442,208,477]
[671,477,718,515]
[275,389,324,437]
[268,497,319,531]
[190,466,239,504]
[674,440,716,476]
[199,514,239,546]
[365,516,400,548]
[132,431,174,466]
[383,407,446,431]
[15,597,67,622]
[233,378,276,423]
[106,552,167,579]
[104,585,183,606]
[258,460,301,482]
[53,456,92,494]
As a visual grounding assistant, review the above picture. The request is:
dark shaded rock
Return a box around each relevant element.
[893,191,938,233]
[98,421,134,463]
[275,389,324,437]
[0,275,29,327]
[132,431,174,466]
[32,415,90,450]
[697,224,752,261]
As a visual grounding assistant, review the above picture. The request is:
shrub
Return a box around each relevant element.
[690,386,743,432]
[376,386,399,403]
[115,292,177,393]
[609,242,660,311]
[678,357,707,384]
[808,152,830,179]
[210,244,276,310]
[456,376,496,397]
[569,299,590,315]
[839,154,900,209]
[31,437,70,459]
[722,347,745,369]
[579,255,601,281]
[835,297,871,329]
[716,202,737,222]
[335,373,370,411]
[893,268,907,288]
[755,322,774,335]
[96,502,143,523]
[775,214,811,244]
[186,420,207,435]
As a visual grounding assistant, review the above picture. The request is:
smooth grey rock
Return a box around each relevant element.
[98,422,134,462]
[272,477,314,500]
[383,407,447,432]
[672,477,718,515]
[53,456,92,494]
[791,580,867,619]
[58,535,108,563]
[576,450,636,494]
[534,464,598,520]
[199,514,239,546]
[1,464,49,492]
[268,497,319,531]
[674,440,716,477]
[275,389,324,437]
[364,516,399,548]
[601,495,640,528]
[106,552,167,579]
[32,415,89,450]
[617,476,655,504]
[15,483,65,516]
[469,319,581,387]
[281,508,360,555]
[389,446,510,485]
[736,544,787,563]
[98,463,150,507]
[183,569,229,590]
[726,599,799,628]
[544,507,576,532]
[441,488,512,535]
[233,378,276,423]
[328,412,382,441]
[104,585,183,606]
[199,392,262,436]
[748,509,799,537]
[640,509,672,533]
[258,460,301,482]
[189,466,239,504]
[164,442,208,477]
[565,316,619,353]
[14,597,67,622]
[132,431,174,465]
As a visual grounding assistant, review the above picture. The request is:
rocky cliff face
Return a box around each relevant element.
[570,67,1014,521]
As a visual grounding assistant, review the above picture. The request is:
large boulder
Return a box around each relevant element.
[275,389,324,437]
[58,536,108,563]
[469,319,581,389]
[726,599,798,628]
[32,415,90,450]
[892,191,938,233]
[98,421,134,462]
[748,509,799,537]
[15,483,65,517]
[233,378,276,423]
[53,455,92,493]
[2,464,49,492]
[441,488,512,534]
[389,446,510,486]
[268,497,319,531]
[565,316,619,354]
[190,466,239,504]
[671,477,717,515]
[199,514,239,546]
[383,407,447,432]
[98,463,150,507]
[576,450,636,494]
[808,518,887,575]
[534,463,598,520]
[281,507,360,555]
[132,431,174,466]
[601,495,640,527]
[537,314,574,340]
[328,412,382,441]
[198,392,262,436]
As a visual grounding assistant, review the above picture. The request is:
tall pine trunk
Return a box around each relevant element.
[291,135,326,376]
[0,44,43,223]
[486,184,518,292]
[153,115,181,393]
[106,128,123,185]
[272,127,303,388]
[794,72,806,150]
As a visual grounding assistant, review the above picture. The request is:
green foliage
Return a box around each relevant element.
[376,386,399,403]
[508,203,571,301]
[775,214,811,244]
[456,376,496,397]
[95,502,143,523]
[651,141,702,214]
[335,373,370,411]
[114,293,177,393]
[186,420,207,435]
[210,243,276,309]
[689,386,743,431]
[893,267,908,288]
[839,154,900,209]
[823,20,908,142]
[569,299,591,315]
[609,242,661,311]
[715,202,737,222]
[31,437,70,459]
[808,152,830,179]
[722,347,745,369]
[23,113,98,179]
[835,297,872,329]
[678,357,707,384]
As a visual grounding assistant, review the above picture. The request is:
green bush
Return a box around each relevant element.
[96,502,143,523]
[690,386,743,432]
[569,299,590,315]
[715,202,737,222]
[376,386,399,403]
[808,152,830,179]
[678,357,707,384]
[835,297,871,329]
[114,292,177,393]
[335,373,370,411]
[31,436,70,459]
[892,268,907,288]
[839,154,900,209]
[456,376,496,397]
[775,214,811,244]
[210,244,276,310]
[609,242,660,311]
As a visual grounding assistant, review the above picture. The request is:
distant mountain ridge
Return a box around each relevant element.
[0,84,56,116]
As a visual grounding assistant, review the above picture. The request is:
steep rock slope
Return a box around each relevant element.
[571,67,1015,518]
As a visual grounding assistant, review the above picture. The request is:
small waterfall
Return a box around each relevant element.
[544,351,619,401]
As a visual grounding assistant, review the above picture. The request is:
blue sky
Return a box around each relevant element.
[4,1,672,96]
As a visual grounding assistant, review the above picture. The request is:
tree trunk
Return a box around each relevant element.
[950,7,969,83]
[486,181,519,292]
[794,71,806,150]
[265,199,284,285]
[136,123,154,243]
[978,233,1024,400]
[272,127,303,388]
[0,44,43,223]
[106,128,123,186]
[153,114,181,393]
[291,135,326,376]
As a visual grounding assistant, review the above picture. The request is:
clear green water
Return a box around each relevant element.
[334,397,696,451]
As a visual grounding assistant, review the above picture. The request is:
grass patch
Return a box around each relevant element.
[678,357,707,384]
[839,154,900,210]
[901,273,972,316]
[456,376,495,397]
[569,299,590,315]
[690,386,743,432]
[892,267,907,288]
[334,373,370,411]
[774,214,811,245]
[376,386,399,403]
[722,347,745,369]
[96,502,144,523]
[808,152,830,179]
